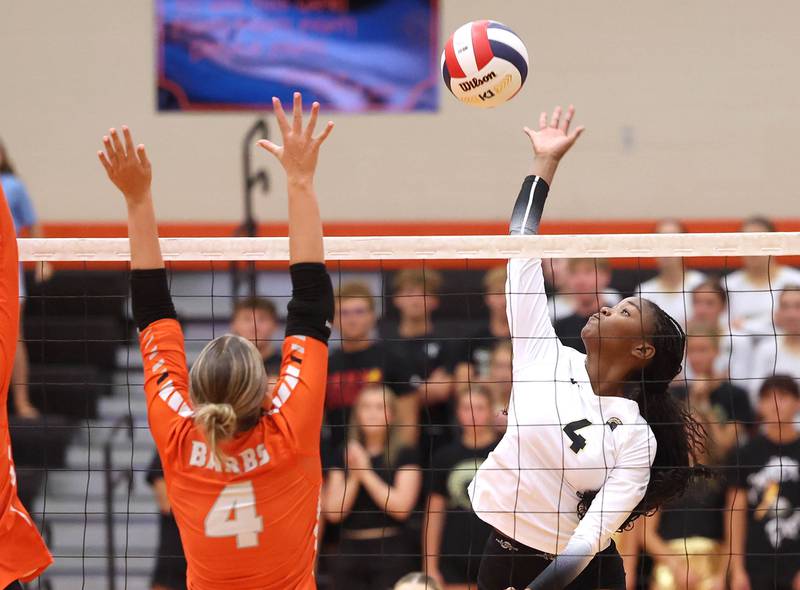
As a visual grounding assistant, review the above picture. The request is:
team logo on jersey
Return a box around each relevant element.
[495,537,519,552]
[606,417,622,431]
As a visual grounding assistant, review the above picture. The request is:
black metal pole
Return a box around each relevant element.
[104,414,134,590]
[232,118,271,301]
[104,441,115,590]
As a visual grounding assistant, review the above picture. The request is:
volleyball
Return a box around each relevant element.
[441,20,530,108]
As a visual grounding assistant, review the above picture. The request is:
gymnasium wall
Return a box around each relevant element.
[0,0,798,225]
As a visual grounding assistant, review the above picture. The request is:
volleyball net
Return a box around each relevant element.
[12,232,800,590]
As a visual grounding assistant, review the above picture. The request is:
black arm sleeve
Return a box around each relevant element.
[509,175,550,236]
[285,262,334,344]
[131,268,177,331]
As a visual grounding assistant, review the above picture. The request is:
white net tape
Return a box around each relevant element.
[18,232,800,261]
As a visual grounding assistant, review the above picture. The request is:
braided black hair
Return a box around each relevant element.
[577,300,708,529]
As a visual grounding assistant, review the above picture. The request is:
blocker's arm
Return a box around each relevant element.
[98,126,163,271]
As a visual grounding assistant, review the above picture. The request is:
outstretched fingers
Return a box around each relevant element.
[272,97,290,136]
[568,125,586,143]
[304,101,320,139]
[102,135,117,165]
[560,105,575,134]
[292,91,303,133]
[137,144,151,169]
[122,126,136,158]
[539,111,548,130]
[549,106,562,129]
[314,121,335,146]
[110,128,126,159]
[98,150,113,175]
[257,139,282,158]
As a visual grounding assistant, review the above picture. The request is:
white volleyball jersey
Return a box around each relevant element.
[468,254,657,556]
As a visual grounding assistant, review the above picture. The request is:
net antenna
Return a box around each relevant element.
[232,117,271,299]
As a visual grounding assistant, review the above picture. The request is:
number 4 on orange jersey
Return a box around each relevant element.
[204,481,264,548]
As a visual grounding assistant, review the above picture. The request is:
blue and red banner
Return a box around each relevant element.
[157,0,439,113]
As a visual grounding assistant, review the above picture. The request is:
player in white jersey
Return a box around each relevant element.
[468,106,706,590]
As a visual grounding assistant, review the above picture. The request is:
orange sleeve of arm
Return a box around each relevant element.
[267,335,328,455]
[0,184,19,400]
[139,318,192,448]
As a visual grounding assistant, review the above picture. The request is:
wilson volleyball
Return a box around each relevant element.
[441,20,529,108]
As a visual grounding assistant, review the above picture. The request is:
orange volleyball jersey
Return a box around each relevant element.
[0,184,52,587]
[140,318,328,590]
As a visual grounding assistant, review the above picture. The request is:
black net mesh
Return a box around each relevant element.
[9,254,800,590]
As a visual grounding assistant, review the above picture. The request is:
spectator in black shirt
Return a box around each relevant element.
[644,475,728,590]
[229,296,282,379]
[424,386,499,589]
[322,384,422,590]
[326,281,419,451]
[454,266,510,390]
[553,258,614,353]
[477,341,513,435]
[145,454,187,590]
[673,322,756,448]
[384,268,456,459]
[723,375,800,590]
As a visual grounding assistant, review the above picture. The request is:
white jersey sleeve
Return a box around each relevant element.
[527,421,656,589]
[571,422,655,548]
[506,176,561,367]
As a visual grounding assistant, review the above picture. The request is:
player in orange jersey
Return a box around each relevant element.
[0,185,53,588]
[98,92,335,590]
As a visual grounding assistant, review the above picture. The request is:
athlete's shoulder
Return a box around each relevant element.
[779,265,800,283]
[637,276,660,292]
[722,270,747,288]
[686,270,707,286]
[141,317,182,334]
[0,173,24,193]
[607,400,654,448]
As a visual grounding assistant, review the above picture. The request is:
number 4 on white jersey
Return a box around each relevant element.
[204,481,263,548]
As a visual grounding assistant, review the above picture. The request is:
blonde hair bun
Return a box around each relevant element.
[189,334,267,463]
[194,402,238,459]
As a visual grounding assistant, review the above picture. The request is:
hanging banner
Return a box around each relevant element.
[157,0,439,113]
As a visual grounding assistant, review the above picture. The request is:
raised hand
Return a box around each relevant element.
[524,105,584,163]
[258,92,334,183]
[98,126,152,203]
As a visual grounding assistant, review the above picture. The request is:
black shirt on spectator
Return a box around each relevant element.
[726,435,800,587]
[381,325,457,381]
[671,381,755,427]
[324,342,417,459]
[329,445,420,532]
[657,475,727,542]
[145,452,188,590]
[454,325,506,378]
[430,438,499,583]
[554,313,590,354]
[263,350,282,379]
[382,324,458,459]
